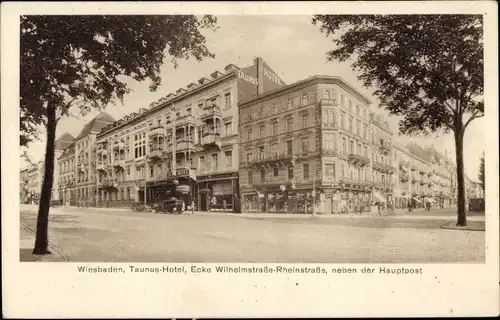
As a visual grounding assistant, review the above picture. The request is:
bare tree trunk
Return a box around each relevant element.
[33,105,57,255]
[454,128,467,227]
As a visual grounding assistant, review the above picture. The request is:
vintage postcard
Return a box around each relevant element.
[2,1,498,318]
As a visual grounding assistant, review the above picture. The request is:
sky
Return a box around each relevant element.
[21,15,485,180]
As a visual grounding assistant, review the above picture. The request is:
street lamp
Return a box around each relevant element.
[312,177,316,217]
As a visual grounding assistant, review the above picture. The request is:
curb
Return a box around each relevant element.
[20,223,70,262]
[440,222,485,232]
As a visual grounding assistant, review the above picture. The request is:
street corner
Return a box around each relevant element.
[441,221,485,232]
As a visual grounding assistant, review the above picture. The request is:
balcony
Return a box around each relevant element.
[112,141,125,151]
[201,133,221,148]
[176,140,196,153]
[347,154,370,167]
[148,148,163,160]
[175,114,196,127]
[99,179,117,189]
[379,144,391,155]
[372,161,394,174]
[200,105,222,121]
[250,153,298,168]
[399,172,409,182]
[113,159,126,170]
[319,99,335,106]
[165,167,197,181]
[96,163,108,172]
[338,178,373,190]
[149,125,164,138]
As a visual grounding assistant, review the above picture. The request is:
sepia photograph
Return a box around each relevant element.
[2,1,498,318]
[18,13,486,264]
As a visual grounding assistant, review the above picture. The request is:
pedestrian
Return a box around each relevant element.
[377,202,381,216]
[191,200,195,215]
[359,202,364,215]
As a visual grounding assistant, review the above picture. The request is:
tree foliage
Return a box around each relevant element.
[20,15,218,254]
[312,15,484,226]
[20,15,217,145]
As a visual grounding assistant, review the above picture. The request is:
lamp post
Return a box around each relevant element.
[312,177,316,216]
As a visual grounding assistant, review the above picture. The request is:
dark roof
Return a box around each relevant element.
[55,132,75,150]
[76,112,115,139]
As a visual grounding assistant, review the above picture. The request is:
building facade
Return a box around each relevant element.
[93,57,285,211]
[58,141,76,205]
[238,76,386,214]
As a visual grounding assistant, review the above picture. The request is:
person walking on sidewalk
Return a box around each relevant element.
[377,202,382,216]
[358,202,364,215]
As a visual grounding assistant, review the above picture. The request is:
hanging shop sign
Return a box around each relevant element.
[176,185,190,194]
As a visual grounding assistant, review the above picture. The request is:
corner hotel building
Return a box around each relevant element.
[93,57,286,211]
[238,76,396,214]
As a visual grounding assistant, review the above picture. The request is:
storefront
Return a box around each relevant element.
[197,172,238,212]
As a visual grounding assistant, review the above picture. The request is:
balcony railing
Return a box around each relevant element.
[319,99,335,106]
[149,148,163,159]
[149,126,164,138]
[200,105,222,121]
[113,159,126,169]
[338,178,374,189]
[201,133,221,147]
[164,167,197,180]
[347,153,370,167]
[250,153,298,167]
[372,162,394,174]
[321,149,338,157]
[112,141,125,151]
[175,114,196,127]
[176,140,196,152]
[99,179,117,188]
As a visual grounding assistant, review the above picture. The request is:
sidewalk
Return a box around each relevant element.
[20,224,68,262]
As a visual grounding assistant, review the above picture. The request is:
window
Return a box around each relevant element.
[364,146,368,157]
[260,169,266,182]
[349,117,353,132]
[273,104,278,115]
[303,164,310,179]
[273,167,279,177]
[121,189,124,200]
[212,153,218,171]
[301,137,309,155]
[150,167,154,178]
[326,164,335,177]
[246,153,252,163]
[260,107,265,118]
[341,112,345,129]
[363,124,367,138]
[356,105,360,115]
[199,156,205,170]
[127,187,131,200]
[348,100,352,111]
[324,90,331,99]
[272,143,278,156]
[259,146,265,159]
[349,141,354,154]
[364,109,367,119]
[247,128,252,141]
[134,133,146,158]
[288,166,294,179]
[286,140,293,155]
[272,121,278,135]
[260,125,265,138]
[225,151,232,168]
[356,120,361,135]
[301,114,308,129]
[341,94,344,106]
[342,138,347,155]
[224,93,231,109]
[224,122,232,136]
[248,170,253,184]
[286,117,293,132]
[287,99,292,109]
[302,94,308,106]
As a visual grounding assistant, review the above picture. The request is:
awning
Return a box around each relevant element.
[427,198,437,203]
[412,197,421,203]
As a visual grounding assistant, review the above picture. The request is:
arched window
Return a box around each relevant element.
[273,104,278,115]
[287,99,292,109]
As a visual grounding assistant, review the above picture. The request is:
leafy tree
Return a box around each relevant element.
[21,15,217,254]
[478,151,485,194]
[312,15,483,226]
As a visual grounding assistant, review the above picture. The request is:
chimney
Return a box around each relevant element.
[254,57,264,95]
[187,82,197,90]
[198,77,210,85]
[176,88,187,95]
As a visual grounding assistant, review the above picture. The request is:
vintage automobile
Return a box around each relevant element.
[160,198,185,214]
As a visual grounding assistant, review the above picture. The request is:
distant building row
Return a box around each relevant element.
[20,57,483,213]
